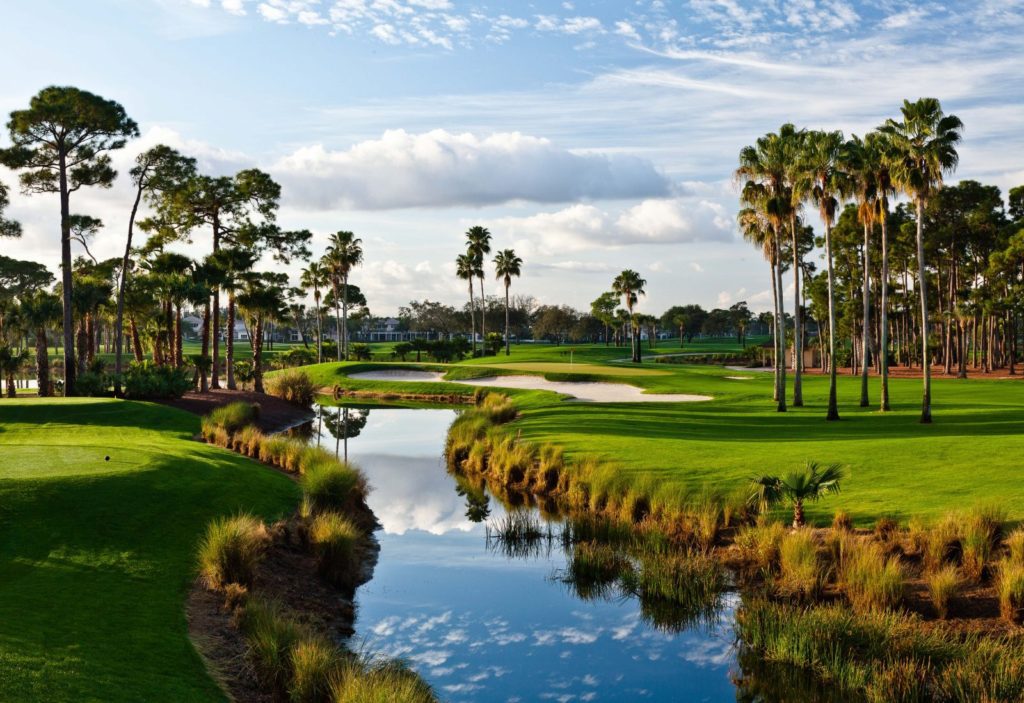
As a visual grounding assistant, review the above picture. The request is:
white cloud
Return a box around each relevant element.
[614,20,640,40]
[273,129,671,210]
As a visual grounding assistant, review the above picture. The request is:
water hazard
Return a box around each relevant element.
[301,405,833,703]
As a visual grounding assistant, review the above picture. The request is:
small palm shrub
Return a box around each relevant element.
[206,401,260,434]
[927,566,960,619]
[331,658,437,703]
[776,529,821,600]
[289,635,340,703]
[310,511,361,586]
[734,521,785,570]
[748,461,843,528]
[197,513,269,589]
[267,369,318,406]
[301,461,366,516]
[838,540,905,613]
[998,560,1024,624]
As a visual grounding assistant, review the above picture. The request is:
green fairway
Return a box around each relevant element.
[299,352,1024,526]
[0,399,298,702]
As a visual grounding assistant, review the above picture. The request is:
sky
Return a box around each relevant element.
[1,0,1022,317]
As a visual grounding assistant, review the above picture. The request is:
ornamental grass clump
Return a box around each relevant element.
[927,566,960,620]
[733,521,785,571]
[1006,527,1024,565]
[961,504,1005,584]
[309,511,361,586]
[331,658,437,703]
[839,540,905,614]
[301,461,366,516]
[266,369,317,406]
[997,559,1024,624]
[197,513,269,589]
[239,599,307,694]
[691,494,721,552]
[288,635,340,703]
[776,529,822,600]
[234,425,265,457]
[206,401,259,434]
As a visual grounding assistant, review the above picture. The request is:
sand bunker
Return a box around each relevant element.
[725,376,754,380]
[725,365,772,373]
[347,370,711,403]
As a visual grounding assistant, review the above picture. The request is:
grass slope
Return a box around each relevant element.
[293,344,1024,526]
[0,399,298,702]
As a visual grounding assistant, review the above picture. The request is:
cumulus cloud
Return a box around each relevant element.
[273,129,671,210]
[492,197,734,257]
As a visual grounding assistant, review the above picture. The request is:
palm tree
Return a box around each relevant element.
[737,129,791,410]
[0,346,29,398]
[866,130,897,411]
[300,261,328,364]
[493,249,523,356]
[879,98,963,423]
[19,291,61,396]
[846,134,879,408]
[212,247,256,388]
[322,231,363,362]
[748,460,844,528]
[796,130,851,421]
[465,226,492,350]
[456,253,479,355]
[236,274,287,393]
[781,124,808,406]
[612,269,646,363]
[738,199,784,408]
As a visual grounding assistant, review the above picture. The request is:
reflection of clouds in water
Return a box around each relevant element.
[358,453,475,535]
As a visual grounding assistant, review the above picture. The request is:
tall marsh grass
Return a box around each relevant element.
[309,511,361,586]
[838,539,905,613]
[203,401,259,435]
[927,566,960,620]
[997,559,1024,624]
[776,529,821,600]
[266,369,317,406]
[301,461,366,516]
[197,513,269,589]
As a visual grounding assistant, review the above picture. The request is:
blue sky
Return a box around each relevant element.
[1,0,1022,315]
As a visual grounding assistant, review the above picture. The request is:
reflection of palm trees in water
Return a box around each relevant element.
[318,406,370,462]
[454,475,491,523]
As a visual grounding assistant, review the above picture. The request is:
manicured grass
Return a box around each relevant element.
[295,353,1024,526]
[0,398,298,701]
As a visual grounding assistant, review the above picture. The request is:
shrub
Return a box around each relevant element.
[309,511,361,586]
[927,566,959,619]
[832,510,853,532]
[998,560,1024,624]
[301,461,366,515]
[74,370,109,397]
[267,369,318,406]
[331,658,437,703]
[734,521,785,570]
[280,347,318,368]
[349,343,372,361]
[776,529,821,600]
[289,635,339,703]
[123,361,193,399]
[239,599,307,693]
[839,540,905,613]
[197,514,269,589]
[207,401,260,434]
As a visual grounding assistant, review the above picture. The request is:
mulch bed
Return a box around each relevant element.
[159,389,315,433]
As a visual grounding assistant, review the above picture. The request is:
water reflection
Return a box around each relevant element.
[307,405,840,702]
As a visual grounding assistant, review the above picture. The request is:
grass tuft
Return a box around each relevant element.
[838,539,905,614]
[997,559,1024,624]
[309,511,362,586]
[776,529,821,600]
[927,566,960,620]
[197,513,269,589]
[267,369,318,407]
[301,460,367,516]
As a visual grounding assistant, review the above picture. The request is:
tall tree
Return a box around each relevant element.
[465,226,492,350]
[867,131,897,411]
[0,180,23,239]
[321,231,363,361]
[114,145,195,394]
[19,290,61,396]
[300,261,328,363]
[845,134,879,408]
[493,248,522,356]
[880,98,963,423]
[456,253,480,355]
[236,272,287,393]
[797,130,851,421]
[0,86,138,394]
[612,269,646,363]
[210,247,257,388]
[591,292,618,345]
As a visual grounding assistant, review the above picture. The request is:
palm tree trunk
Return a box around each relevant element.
[915,200,932,423]
[35,328,50,397]
[342,273,349,361]
[825,221,840,421]
[175,304,183,368]
[791,216,803,407]
[211,220,221,389]
[253,317,265,393]
[775,244,786,412]
[199,301,210,393]
[331,279,342,362]
[769,261,779,401]
[504,281,511,356]
[860,220,871,407]
[880,213,891,410]
[793,499,805,529]
[314,294,323,364]
[467,279,476,356]
[478,275,486,352]
[226,294,236,389]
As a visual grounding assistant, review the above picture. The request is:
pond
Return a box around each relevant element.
[303,405,836,703]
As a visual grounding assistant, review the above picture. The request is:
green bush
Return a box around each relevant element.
[197,514,269,589]
[301,461,366,515]
[267,369,317,406]
[280,347,317,368]
[123,361,193,399]
[74,370,109,397]
[349,343,372,361]
[309,511,361,586]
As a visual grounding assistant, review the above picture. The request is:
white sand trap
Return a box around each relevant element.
[725,365,773,373]
[451,375,711,403]
[725,375,754,380]
[348,369,711,403]
[349,369,445,382]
